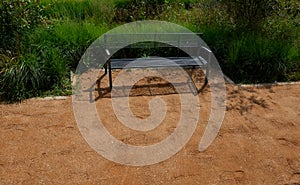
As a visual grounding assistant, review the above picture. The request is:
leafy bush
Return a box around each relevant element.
[114,0,167,22]
[113,0,198,22]
[42,0,115,24]
[0,0,47,53]
[218,0,278,30]
[189,0,230,27]
[284,43,300,81]
[0,0,51,101]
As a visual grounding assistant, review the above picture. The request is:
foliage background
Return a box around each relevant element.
[0,0,299,101]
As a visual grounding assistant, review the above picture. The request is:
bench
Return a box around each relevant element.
[98,33,211,94]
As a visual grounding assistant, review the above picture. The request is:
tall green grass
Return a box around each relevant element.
[41,0,115,24]
[0,19,110,102]
[45,21,110,69]
[0,56,47,101]
[226,34,287,83]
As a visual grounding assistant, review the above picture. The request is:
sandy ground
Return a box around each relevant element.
[1,69,300,185]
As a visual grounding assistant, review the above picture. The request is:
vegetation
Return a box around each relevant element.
[0,0,299,102]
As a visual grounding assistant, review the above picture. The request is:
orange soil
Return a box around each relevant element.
[1,69,300,185]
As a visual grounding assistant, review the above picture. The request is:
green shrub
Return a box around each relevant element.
[226,33,294,83]
[0,44,71,102]
[196,25,233,68]
[219,0,278,30]
[0,18,112,102]
[113,0,198,22]
[284,43,300,81]
[42,0,115,24]
[114,0,167,22]
[0,0,47,54]
[0,55,47,101]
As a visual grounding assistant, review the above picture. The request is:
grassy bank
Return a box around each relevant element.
[0,0,299,101]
